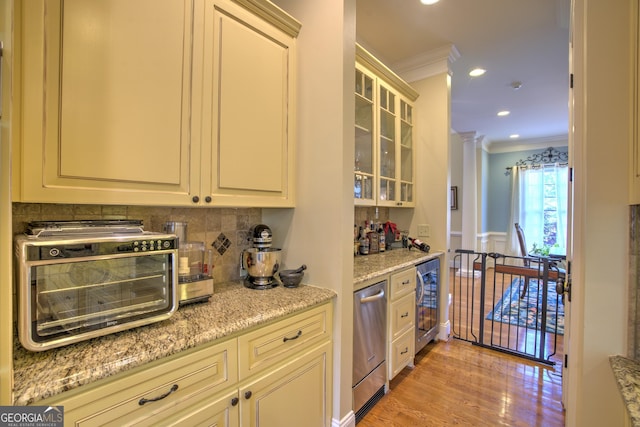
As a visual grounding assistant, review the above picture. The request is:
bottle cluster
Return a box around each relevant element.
[354,220,387,255]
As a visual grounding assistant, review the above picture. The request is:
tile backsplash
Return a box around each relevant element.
[354,206,390,229]
[12,203,262,284]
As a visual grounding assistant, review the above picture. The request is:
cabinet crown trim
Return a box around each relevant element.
[232,0,301,37]
[356,43,419,101]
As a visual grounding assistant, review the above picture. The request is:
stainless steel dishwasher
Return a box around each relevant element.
[352,280,387,422]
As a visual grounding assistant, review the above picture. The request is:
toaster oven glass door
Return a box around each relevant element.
[30,253,174,341]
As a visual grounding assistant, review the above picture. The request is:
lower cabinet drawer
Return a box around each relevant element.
[41,338,238,426]
[389,328,414,379]
[238,303,332,380]
[390,292,415,341]
[390,267,416,300]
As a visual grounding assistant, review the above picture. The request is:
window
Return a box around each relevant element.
[520,165,569,253]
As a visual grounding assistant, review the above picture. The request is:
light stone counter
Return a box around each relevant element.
[13,281,336,406]
[354,247,443,289]
[610,355,640,426]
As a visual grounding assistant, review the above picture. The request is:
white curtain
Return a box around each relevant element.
[507,164,569,256]
[505,167,522,256]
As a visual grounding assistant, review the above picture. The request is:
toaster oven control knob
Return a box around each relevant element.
[163,240,171,249]
[49,248,60,257]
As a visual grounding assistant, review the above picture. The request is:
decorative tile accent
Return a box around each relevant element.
[213,233,232,255]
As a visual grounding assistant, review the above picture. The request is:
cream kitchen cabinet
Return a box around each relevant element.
[354,44,418,208]
[15,0,298,207]
[387,266,416,379]
[239,341,332,426]
[632,0,640,204]
[37,302,333,427]
[36,338,239,426]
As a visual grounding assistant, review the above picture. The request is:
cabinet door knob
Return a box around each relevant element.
[231,397,239,406]
[205,196,212,203]
[192,196,200,203]
[244,391,252,399]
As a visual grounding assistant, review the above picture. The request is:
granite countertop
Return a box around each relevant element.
[610,355,640,426]
[354,247,443,287]
[13,281,336,406]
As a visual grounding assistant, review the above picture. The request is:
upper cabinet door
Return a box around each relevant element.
[355,65,376,205]
[17,0,197,205]
[200,0,298,207]
[378,82,398,206]
[399,98,415,206]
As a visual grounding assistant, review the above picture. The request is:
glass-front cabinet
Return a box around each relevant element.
[355,65,375,204]
[399,99,414,205]
[354,44,418,207]
[378,84,397,204]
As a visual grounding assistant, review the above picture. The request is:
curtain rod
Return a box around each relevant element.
[504,147,568,175]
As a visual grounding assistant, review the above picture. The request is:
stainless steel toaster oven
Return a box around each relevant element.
[15,220,178,351]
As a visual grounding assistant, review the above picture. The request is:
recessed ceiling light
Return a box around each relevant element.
[497,110,510,117]
[469,68,486,77]
[420,0,440,4]
[510,134,520,139]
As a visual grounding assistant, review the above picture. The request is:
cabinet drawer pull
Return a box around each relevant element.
[138,384,178,406]
[231,397,239,406]
[283,330,302,342]
[402,279,410,285]
[244,391,252,399]
[401,312,409,318]
[401,347,409,355]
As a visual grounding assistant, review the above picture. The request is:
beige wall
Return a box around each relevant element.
[265,0,355,424]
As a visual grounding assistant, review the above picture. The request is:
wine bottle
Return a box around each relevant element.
[408,237,430,253]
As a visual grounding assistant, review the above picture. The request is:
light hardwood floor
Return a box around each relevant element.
[359,337,565,427]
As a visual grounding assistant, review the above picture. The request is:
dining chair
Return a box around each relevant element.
[514,223,531,298]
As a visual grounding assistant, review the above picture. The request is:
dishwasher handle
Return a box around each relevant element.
[360,289,385,303]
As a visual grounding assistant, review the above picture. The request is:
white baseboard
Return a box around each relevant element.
[439,320,450,340]
[333,411,356,427]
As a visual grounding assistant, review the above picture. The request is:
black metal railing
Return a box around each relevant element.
[450,250,565,366]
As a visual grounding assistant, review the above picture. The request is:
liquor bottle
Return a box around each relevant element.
[408,237,430,253]
[378,227,386,252]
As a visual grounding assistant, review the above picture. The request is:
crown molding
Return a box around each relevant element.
[232,0,301,37]
[392,44,460,83]
[356,44,420,101]
[483,134,569,153]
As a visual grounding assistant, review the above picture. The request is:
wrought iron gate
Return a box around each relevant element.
[450,250,566,366]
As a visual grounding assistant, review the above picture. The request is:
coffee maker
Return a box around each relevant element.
[164,221,214,305]
[241,224,282,289]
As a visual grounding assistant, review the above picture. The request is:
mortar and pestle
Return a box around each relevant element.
[275,264,307,288]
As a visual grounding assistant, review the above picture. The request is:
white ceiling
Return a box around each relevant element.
[355,0,571,148]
